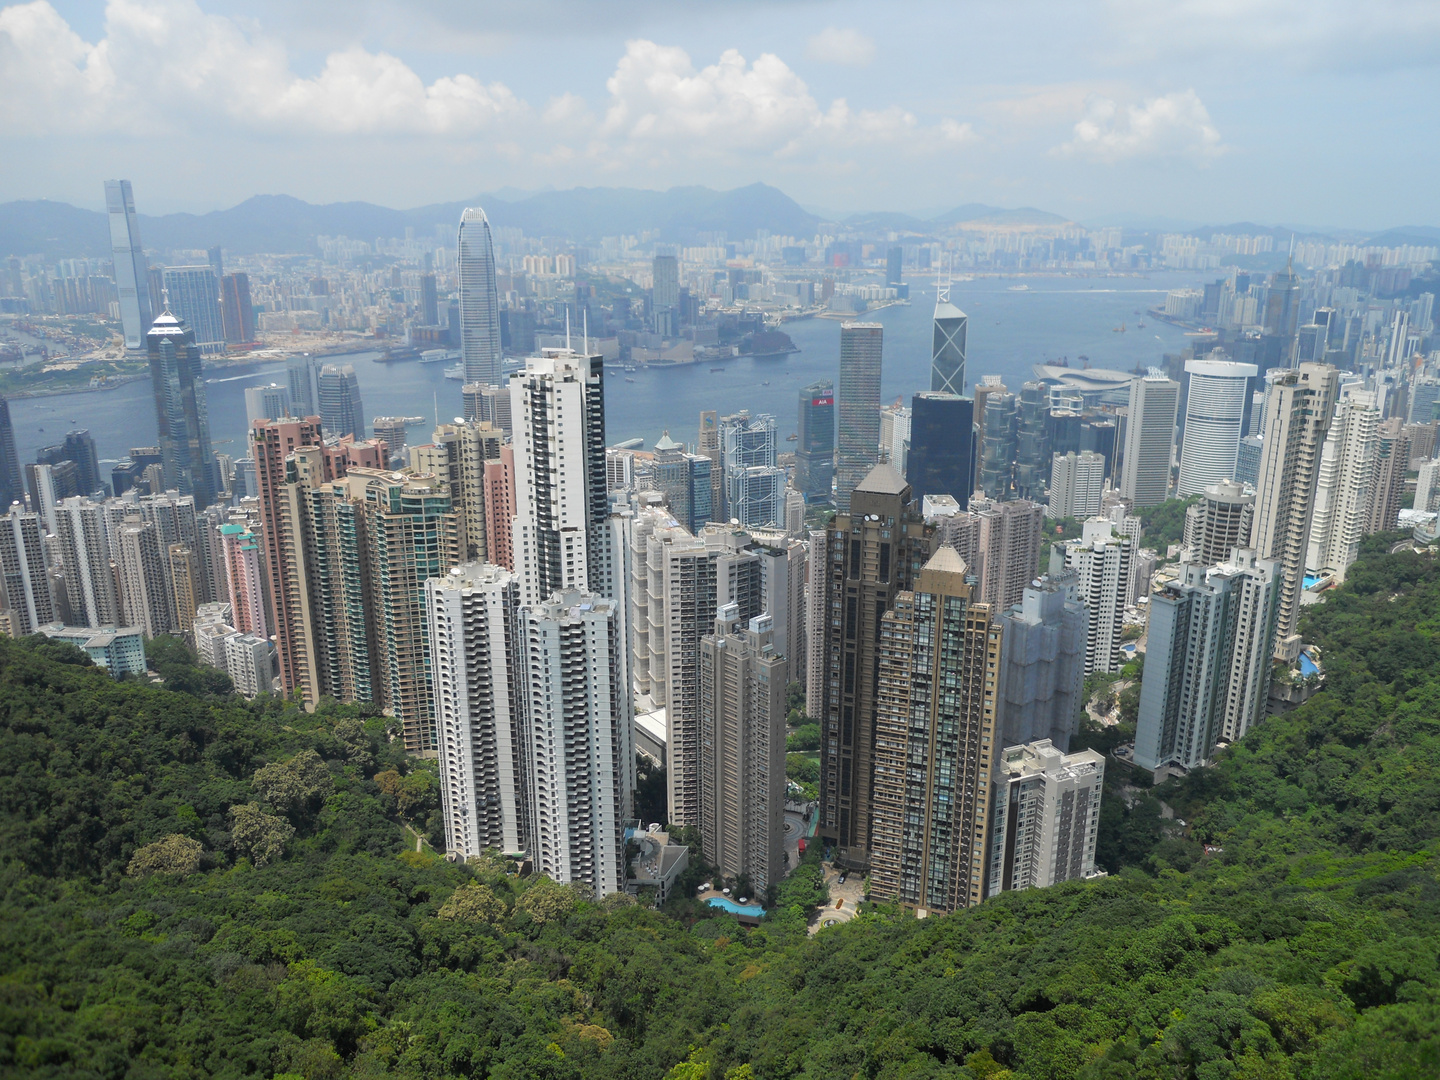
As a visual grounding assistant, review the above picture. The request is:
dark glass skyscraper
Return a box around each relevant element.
[835,322,883,512]
[0,396,22,510]
[458,208,502,385]
[795,380,835,502]
[147,310,216,508]
[906,392,975,508]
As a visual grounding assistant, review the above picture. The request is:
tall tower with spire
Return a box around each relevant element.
[931,269,968,395]
[458,207,502,386]
[146,303,216,507]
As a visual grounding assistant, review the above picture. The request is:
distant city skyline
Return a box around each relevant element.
[2,1,1437,227]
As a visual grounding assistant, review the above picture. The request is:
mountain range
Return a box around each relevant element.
[0,183,1432,261]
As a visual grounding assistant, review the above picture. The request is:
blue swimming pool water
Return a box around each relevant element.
[1303,574,1322,589]
[707,897,764,917]
[1298,653,1319,676]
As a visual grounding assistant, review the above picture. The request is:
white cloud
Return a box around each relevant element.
[1057,90,1223,164]
[0,0,522,136]
[940,119,978,144]
[804,26,875,67]
[600,39,921,159]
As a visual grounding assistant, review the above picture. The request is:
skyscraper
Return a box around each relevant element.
[1306,390,1377,582]
[419,272,439,327]
[722,413,784,528]
[1119,374,1180,508]
[931,290,967,395]
[458,208,502,385]
[426,563,526,857]
[699,606,788,894]
[221,273,256,344]
[105,180,153,350]
[1251,363,1338,656]
[510,348,609,607]
[885,246,903,287]
[286,355,320,415]
[55,497,121,629]
[795,381,835,502]
[317,364,366,440]
[987,741,1104,896]
[147,310,216,508]
[1051,517,1132,675]
[979,392,1018,499]
[483,445,517,571]
[835,322,883,512]
[520,591,633,897]
[0,396,20,511]
[1135,550,1280,772]
[244,384,292,427]
[1046,451,1105,520]
[1366,418,1410,534]
[115,517,176,638]
[906,392,975,507]
[868,546,1000,913]
[652,254,680,335]
[995,577,1088,751]
[1176,358,1257,496]
[1185,480,1254,568]
[0,506,55,636]
[819,463,931,869]
[162,267,226,354]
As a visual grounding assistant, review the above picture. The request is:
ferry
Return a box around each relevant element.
[1008,284,1030,292]
[419,349,455,364]
[444,364,466,381]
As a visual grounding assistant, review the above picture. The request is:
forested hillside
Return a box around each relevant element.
[3,545,1439,1079]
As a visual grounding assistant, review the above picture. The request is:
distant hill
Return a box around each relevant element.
[842,203,1074,234]
[1365,226,1440,248]
[0,183,821,259]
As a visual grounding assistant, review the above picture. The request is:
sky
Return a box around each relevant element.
[1,0,1437,229]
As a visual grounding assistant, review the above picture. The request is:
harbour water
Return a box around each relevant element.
[10,273,1211,468]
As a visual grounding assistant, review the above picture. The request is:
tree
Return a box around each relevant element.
[517,876,579,925]
[437,882,505,923]
[229,802,296,867]
[127,834,203,877]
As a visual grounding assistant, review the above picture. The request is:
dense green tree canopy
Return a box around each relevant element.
[2,545,1440,1077]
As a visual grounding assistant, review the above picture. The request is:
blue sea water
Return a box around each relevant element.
[10,273,1212,469]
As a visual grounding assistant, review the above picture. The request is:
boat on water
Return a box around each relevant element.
[624,377,635,383]
[1136,321,1147,329]
[710,367,724,373]
[376,345,423,363]
[418,349,454,364]
[444,364,466,380]
[1113,323,1126,333]
[786,433,798,442]
[1008,284,1031,292]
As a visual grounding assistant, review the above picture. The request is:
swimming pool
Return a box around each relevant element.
[1303,574,1322,590]
[1298,652,1319,676]
[706,897,765,917]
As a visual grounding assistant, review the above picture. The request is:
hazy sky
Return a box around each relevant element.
[2,0,1437,228]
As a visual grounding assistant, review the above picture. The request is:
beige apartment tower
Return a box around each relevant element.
[869,547,1002,913]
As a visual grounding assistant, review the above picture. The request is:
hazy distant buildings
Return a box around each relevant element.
[105,179,153,350]
[163,266,226,354]
[459,208,502,385]
[834,323,883,512]
[244,384,292,426]
[221,273,255,344]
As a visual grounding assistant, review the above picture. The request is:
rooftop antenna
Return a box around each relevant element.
[583,308,589,356]
[565,308,572,352]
